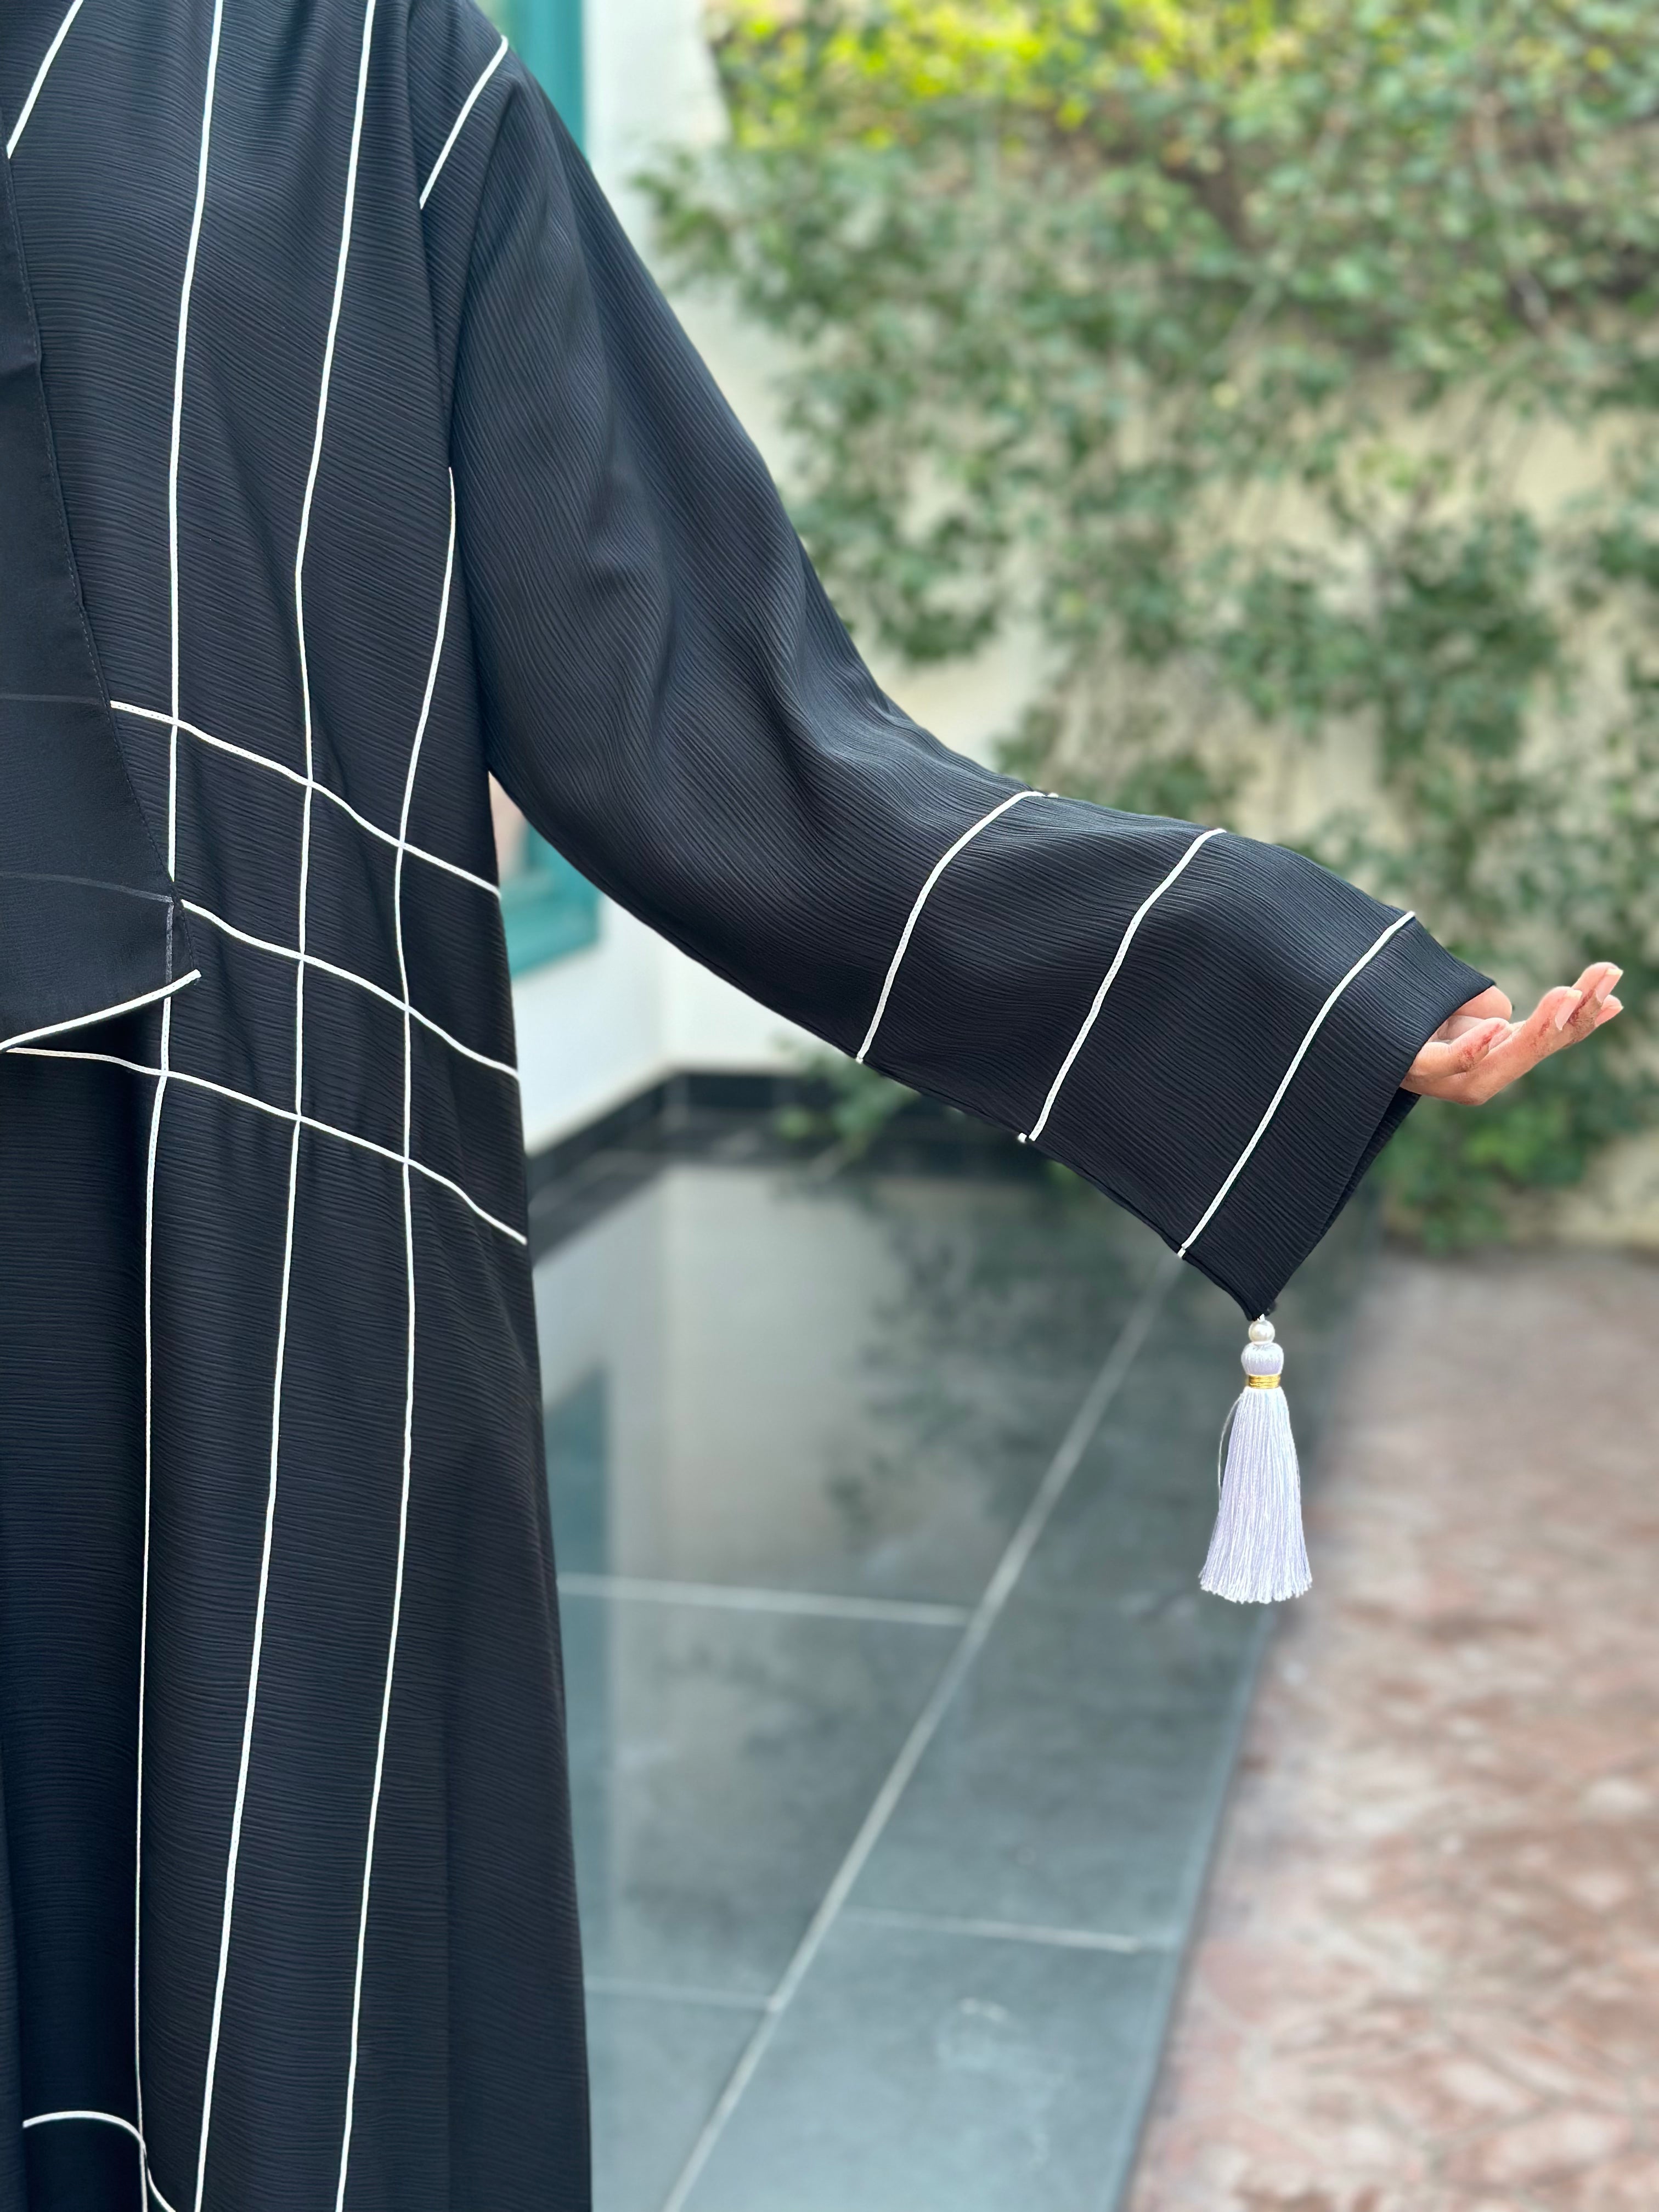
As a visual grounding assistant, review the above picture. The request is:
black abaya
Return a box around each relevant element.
[0,4,1482,2206]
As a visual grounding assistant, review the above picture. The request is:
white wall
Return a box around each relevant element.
[512,0,1042,1151]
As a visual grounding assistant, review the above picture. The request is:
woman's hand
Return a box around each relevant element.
[1404,962,1623,1105]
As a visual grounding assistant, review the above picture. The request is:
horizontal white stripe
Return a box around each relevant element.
[110,701,500,899]
[181,899,295,961]
[410,1002,517,1077]
[419,33,508,207]
[5,0,85,159]
[12,1047,526,1245]
[23,2109,143,2145]
[0,972,200,1054]
[1178,909,1418,1260]
[179,901,518,1081]
[1024,825,1224,1144]
[856,788,1040,1064]
[406,1153,523,1244]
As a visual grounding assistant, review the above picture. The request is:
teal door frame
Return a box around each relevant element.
[505,0,585,146]
[482,1,594,973]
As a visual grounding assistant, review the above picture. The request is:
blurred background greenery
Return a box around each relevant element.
[645,0,1658,1245]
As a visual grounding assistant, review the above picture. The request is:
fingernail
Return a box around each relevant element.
[1596,968,1622,1004]
[1554,992,1582,1031]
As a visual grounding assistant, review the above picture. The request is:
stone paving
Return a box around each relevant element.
[1125,1249,1659,2212]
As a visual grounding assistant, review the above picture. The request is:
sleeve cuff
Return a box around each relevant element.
[1170,918,1488,1317]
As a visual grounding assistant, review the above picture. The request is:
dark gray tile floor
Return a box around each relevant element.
[679,1918,1172,2212]
[534,1130,1370,2212]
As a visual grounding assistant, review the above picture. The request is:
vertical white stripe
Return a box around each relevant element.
[193,9,377,2209]
[4,0,86,160]
[335,474,455,2212]
[1023,826,1224,1144]
[141,8,224,2206]
[856,788,1039,1064]
[134,1066,165,2199]
[1177,908,1418,1258]
[418,32,507,207]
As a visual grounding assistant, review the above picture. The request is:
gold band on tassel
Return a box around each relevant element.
[1245,1373,1280,1389]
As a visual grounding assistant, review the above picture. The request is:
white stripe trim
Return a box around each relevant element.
[336,473,455,2212]
[136,1060,166,2192]
[856,789,1039,1064]
[316,782,500,896]
[141,9,221,2166]
[13,1053,527,1247]
[0,972,199,1055]
[5,0,85,159]
[407,1152,523,1244]
[180,900,296,962]
[18,2112,180,2212]
[1024,826,1224,1144]
[1177,909,1418,1259]
[110,700,501,899]
[23,2110,143,2145]
[191,1113,294,2212]
[178,901,519,1080]
[114,699,310,787]
[419,33,508,207]
[194,14,376,2203]
[409,1002,517,1078]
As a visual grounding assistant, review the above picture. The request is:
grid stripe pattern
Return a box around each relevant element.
[111,702,501,898]
[187,2,380,2195]
[9,12,529,2208]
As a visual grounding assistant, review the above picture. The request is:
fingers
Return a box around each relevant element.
[1540,964,1622,1045]
[1402,1017,1509,1097]
[1404,964,1623,1104]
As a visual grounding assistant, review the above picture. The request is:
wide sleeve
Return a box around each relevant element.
[447,59,1486,1319]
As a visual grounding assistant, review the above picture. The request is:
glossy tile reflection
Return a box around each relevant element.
[679,1918,1172,2212]
[533,1131,1372,2211]
[537,1164,1156,1604]
[562,1595,953,1996]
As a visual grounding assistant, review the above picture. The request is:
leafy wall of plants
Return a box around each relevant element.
[648,0,1658,1241]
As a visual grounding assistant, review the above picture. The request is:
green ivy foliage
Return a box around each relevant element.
[647,0,1658,1241]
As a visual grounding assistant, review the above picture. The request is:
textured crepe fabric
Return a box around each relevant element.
[0,2,1484,2207]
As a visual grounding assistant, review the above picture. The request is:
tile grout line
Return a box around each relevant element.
[556,1573,970,1629]
[583,1976,772,2015]
[841,1906,1175,1955]
[656,1254,1181,2212]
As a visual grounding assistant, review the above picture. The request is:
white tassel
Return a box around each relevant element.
[1200,1317,1311,1605]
